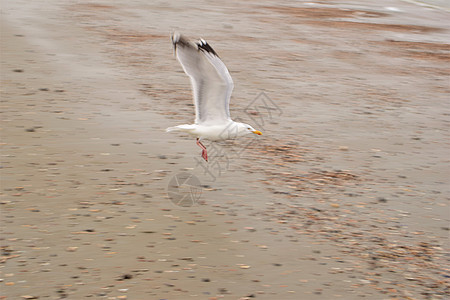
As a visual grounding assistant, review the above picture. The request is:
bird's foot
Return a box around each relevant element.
[196,138,208,162]
[201,149,208,162]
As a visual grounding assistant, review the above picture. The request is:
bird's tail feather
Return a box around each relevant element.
[166,126,180,132]
[166,124,196,133]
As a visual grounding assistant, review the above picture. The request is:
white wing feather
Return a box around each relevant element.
[172,33,233,125]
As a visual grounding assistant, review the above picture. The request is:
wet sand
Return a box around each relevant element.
[1,0,449,299]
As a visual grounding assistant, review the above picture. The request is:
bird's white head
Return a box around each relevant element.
[235,122,262,137]
[217,122,262,140]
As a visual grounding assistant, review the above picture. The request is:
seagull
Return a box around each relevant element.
[166,32,262,162]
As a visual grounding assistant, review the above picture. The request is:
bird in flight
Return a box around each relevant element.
[167,33,262,162]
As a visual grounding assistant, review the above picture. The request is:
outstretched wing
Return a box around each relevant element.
[172,32,234,125]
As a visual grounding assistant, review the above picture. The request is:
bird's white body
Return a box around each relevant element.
[167,121,256,141]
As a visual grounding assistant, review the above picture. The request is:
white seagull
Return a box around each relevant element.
[167,32,262,162]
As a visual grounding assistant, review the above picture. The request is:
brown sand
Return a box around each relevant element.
[1,0,449,299]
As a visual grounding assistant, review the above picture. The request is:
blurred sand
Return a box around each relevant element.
[1,0,449,299]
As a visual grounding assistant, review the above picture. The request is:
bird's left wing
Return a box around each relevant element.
[172,33,234,125]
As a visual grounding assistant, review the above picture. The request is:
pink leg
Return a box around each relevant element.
[196,138,208,162]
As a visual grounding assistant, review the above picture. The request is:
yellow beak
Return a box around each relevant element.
[252,130,262,135]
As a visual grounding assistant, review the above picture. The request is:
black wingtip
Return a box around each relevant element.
[171,32,178,53]
[171,32,179,41]
[197,38,219,57]
[171,32,190,51]
[172,33,220,58]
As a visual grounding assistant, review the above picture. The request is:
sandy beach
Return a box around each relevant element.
[1,0,449,299]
